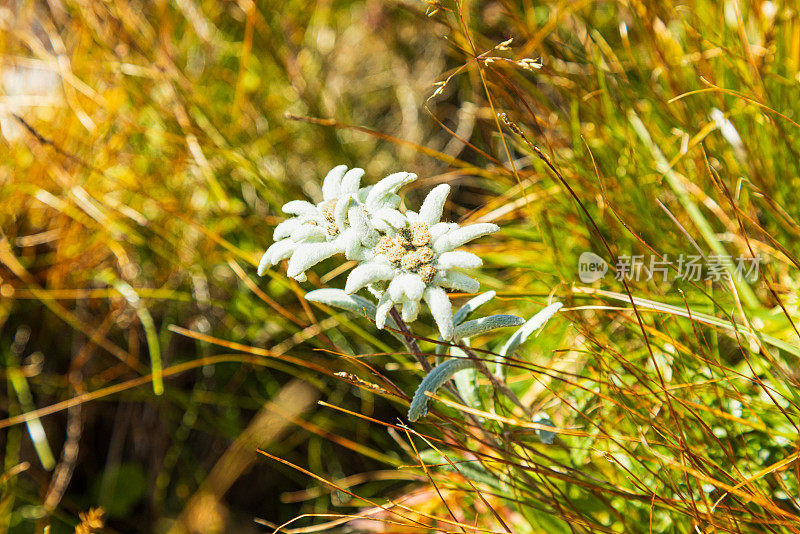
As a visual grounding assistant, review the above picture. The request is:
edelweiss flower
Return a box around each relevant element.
[258,165,416,281]
[344,184,498,340]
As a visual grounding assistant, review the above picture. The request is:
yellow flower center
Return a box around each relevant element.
[418,263,435,283]
[320,200,336,223]
[372,223,436,282]
[410,222,431,247]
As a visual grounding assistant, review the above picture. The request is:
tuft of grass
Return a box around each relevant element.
[1,0,444,529]
[2,0,800,532]
[267,1,800,531]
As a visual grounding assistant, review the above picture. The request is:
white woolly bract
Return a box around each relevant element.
[436,271,480,293]
[388,273,425,302]
[424,286,453,340]
[282,200,317,216]
[375,292,393,330]
[259,239,295,275]
[429,222,457,242]
[290,225,326,243]
[433,223,499,253]
[345,263,395,294]
[334,196,350,232]
[257,250,273,277]
[418,184,450,226]
[436,250,482,270]
[354,207,380,246]
[345,229,373,261]
[371,208,407,228]
[322,165,347,200]
[401,298,420,322]
[365,171,416,208]
[453,314,524,340]
[340,168,365,194]
[286,242,341,279]
[372,193,401,210]
[273,218,303,240]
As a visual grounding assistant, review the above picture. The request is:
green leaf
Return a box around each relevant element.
[453,314,524,339]
[408,358,476,422]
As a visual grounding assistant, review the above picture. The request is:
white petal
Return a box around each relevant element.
[436,250,482,270]
[366,283,384,299]
[257,250,274,276]
[282,200,317,217]
[262,239,296,271]
[375,292,394,330]
[372,219,392,233]
[286,241,341,278]
[373,193,401,209]
[404,273,426,301]
[340,168,365,194]
[424,286,453,340]
[290,224,327,242]
[370,255,393,266]
[433,223,499,253]
[401,298,420,323]
[430,222,456,241]
[371,208,407,228]
[419,184,450,226]
[322,165,347,200]
[342,231,373,261]
[355,185,372,203]
[365,171,416,208]
[343,230,362,260]
[361,229,379,248]
[388,273,425,302]
[334,196,350,232]
[349,206,379,247]
[388,276,405,302]
[438,271,480,293]
[345,263,395,294]
[348,206,369,237]
[273,218,303,240]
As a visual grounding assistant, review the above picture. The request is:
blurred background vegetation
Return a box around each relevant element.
[2,0,800,532]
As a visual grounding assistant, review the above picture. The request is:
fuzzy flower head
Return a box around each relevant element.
[258,165,415,281]
[344,184,498,340]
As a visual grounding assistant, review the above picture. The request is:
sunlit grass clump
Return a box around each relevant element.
[2,0,800,532]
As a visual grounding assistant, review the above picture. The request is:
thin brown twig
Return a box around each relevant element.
[390,307,432,372]
[456,342,532,419]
